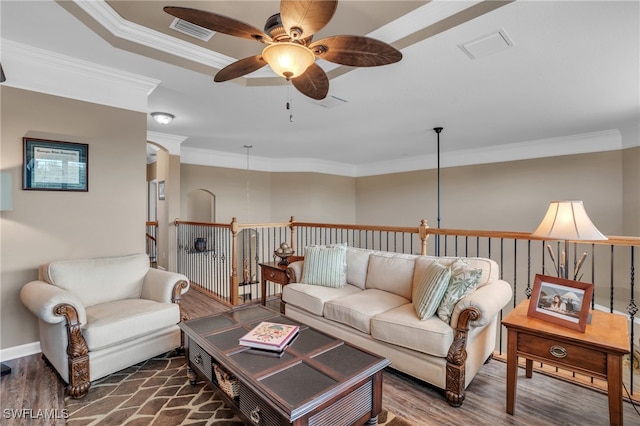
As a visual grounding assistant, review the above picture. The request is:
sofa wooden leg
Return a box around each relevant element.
[444,306,481,407]
[445,363,465,407]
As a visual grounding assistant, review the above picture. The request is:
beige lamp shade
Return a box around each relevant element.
[262,42,315,80]
[532,201,607,241]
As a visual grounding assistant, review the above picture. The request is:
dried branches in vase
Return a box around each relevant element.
[545,244,588,281]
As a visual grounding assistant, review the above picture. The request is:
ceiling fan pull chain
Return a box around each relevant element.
[287,85,294,123]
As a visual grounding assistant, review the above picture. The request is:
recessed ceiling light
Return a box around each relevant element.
[151,112,175,125]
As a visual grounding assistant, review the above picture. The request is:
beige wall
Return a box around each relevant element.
[270,172,356,224]
[622,145,640,236]
[0,87,147,350]
[181,164,273,224]
[356,151,626,236]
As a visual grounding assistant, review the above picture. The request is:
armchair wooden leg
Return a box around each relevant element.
[172,280,190,353]
[67,354,90,398]
[55,303,91,399]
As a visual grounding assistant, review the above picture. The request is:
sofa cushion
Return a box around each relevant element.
[301,243,347,288]
[364,254,415,300]
[437,259,483,324]
[412,261,451,320]
[323,289,410,334]
[371,303,454,357]
[415,256,497,289]
[346,247,371,289]
[83,298,180,351]
[41,253,149,307]
[282,283,361,316]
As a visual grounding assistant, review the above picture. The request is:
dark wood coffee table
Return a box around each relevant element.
[180,305,390,426]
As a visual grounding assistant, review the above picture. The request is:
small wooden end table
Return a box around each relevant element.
[502,300,629,426]
[259,261,291,310]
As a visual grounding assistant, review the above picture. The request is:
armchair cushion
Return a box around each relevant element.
[40,254,149,307]
[83,299,180,351]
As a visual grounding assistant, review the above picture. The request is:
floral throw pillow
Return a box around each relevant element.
[437,258,483,324]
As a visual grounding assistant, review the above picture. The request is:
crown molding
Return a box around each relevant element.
[179,129,622,178]
[355,129,622,177]
[0,39,159,112]
[147,131,187,156]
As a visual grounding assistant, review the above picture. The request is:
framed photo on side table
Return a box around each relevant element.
[23,138,88,191]
[527,274,593,332]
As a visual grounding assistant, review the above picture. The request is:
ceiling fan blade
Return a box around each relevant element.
[310,35,402,67]
[164,6,272,43]
[214,55,267,82]
[280,0,337,40]
[291,63,329,100]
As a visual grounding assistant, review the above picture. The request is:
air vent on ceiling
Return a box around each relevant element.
[313,95,348,109]
[169,18,215,42]
[459,29,514,60]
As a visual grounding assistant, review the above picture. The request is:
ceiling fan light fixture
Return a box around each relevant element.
[262,42,315,80]
[151,112,175,125]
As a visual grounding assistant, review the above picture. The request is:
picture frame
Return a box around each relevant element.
[23,138,88,191]
[527,274,593,332]
[158,180,166,200]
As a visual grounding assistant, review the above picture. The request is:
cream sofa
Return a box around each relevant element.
[282,247,512,406]
[20,253,189,398]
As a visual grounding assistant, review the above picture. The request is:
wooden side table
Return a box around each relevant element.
[502,300,629,426]
[259,261,291,311]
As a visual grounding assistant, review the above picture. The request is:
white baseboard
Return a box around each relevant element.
[0,342,41,362]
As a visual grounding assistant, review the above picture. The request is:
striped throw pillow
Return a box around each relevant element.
[301,244,347,288]
[412,261,451,320]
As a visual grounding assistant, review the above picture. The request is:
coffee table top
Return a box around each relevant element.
[180,305,390,419]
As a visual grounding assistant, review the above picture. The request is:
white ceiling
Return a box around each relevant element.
[1,1,638,176]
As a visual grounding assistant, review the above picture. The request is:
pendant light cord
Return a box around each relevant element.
[243,145,252,222]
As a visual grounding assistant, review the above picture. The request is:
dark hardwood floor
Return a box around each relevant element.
[2,288,639,425]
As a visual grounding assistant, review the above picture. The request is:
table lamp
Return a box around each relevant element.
[531,200,607,279]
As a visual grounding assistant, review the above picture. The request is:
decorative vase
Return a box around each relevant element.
[194,238,207,252]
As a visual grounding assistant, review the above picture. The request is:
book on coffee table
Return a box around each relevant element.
[239,321,299,352]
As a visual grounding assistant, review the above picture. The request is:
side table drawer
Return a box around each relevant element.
[189,341,213,382]
[518,333,607,375]
[264,267,288,283]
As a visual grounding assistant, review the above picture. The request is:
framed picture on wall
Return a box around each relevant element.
[23,138,88,191]
[158,180,165,200]
[527,274,593,332]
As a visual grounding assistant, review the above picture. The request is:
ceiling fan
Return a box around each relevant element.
[164,0,402,100]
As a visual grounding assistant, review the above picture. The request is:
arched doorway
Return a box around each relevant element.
[187,189,215,222]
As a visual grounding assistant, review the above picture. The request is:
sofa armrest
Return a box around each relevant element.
[141,268,190,303]
[286,260,304,283]
[450,280,513,329]
[20,281,87,325]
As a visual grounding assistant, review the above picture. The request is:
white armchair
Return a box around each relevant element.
[20,253,189,398]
